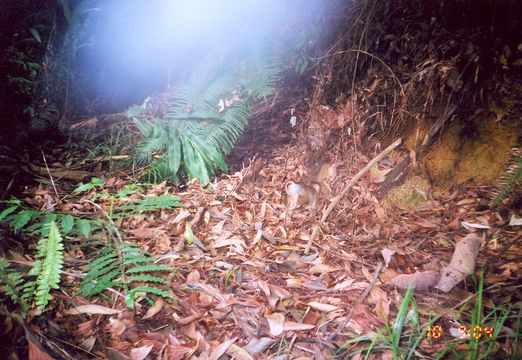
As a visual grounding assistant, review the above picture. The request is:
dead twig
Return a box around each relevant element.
[41,150,60,200]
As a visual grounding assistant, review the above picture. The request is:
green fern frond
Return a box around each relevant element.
[0,200,21,221]
[115,194,182,214]
[1,200,101,238]
[1,222,65,315]
[12,209,40,232]
[490,150,522,208]
[130,53,282,183]
[125,264,171,274]
[33,221,64,314]
[125,286,174,309]
[81,243,173,308]
[126,275,167,285]
[0,258,24,304]
[21,280,36,306]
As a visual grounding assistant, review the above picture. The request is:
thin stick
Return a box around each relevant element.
[41,150,60,200]
[321,138,401,224]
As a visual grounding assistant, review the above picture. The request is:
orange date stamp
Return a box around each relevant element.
[426,324,494,340]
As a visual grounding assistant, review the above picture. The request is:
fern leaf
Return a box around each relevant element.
[77,219,92,237]
[130,286,174,299]
[122,256,154,265]
[490,151,522,207]
[60,214,75,235]
[82,258,118,284]
[81,269,120,297]
[12,209,39,232]
[0,258,24,304]
[126,275,168,285]
[125,264,171,274]
[0,201,21,221]
[33,222,64,313]
[125,286,174,309]
[167,128,181,174]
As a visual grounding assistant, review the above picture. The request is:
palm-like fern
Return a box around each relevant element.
[129,54,282,183]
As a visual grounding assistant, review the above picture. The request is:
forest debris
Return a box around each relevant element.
[23,163,91,181]
[64,304,121,315]
[462,221,490,230]
[209,338,237,360]
[436,233,482,293]
[307,302,340,312]
[304,138,402,254]
[509,215,522,226]
[130,345,153,360]
[265,313,285,336]
[379,105,456,195]
[243,338,275,356]
[143,298,165,319]
[389,271,439,291]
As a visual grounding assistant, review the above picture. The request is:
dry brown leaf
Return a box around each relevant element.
[27,334,54,360]
[268,283,292,299]
[332,278,356,290]
[283,322,315,331]
[108,318,127,340]
[286,278,303,288]
[226,344,255,360]
[308,264,337,274]
[381,248,396,267]
[166,334,192,360]
[212,237,246,251]
[76,320,94,338]
[79,336,96,352]
[130,345,153,360]
[64,304,121,315]
[461,221,490,230]
[209,338,237,360]
[243,338,275,357]
[369,286,390,323]
[186,269,201,283]
[415,218,439,229]
[307,302,339,312]
[302,279,329,291]
[436,233,481,292]
[143,298,164,319]
[265,313,285,336]
[172,208,191,223]
[390,271,439,291]
[258,280,271,297]
[131,224,156,239]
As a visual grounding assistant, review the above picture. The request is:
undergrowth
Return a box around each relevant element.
[80,242,173,309]
[336,277,520,359]
[490,149,522,208]
[0,179,182,316]
[0,221,63,317]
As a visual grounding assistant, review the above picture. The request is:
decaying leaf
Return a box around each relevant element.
[436,233,482,292]
[389,271,439,291]
[64,304,121,315]
[265,313,285,336]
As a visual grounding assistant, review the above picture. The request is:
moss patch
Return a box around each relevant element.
[383,175,430,210]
